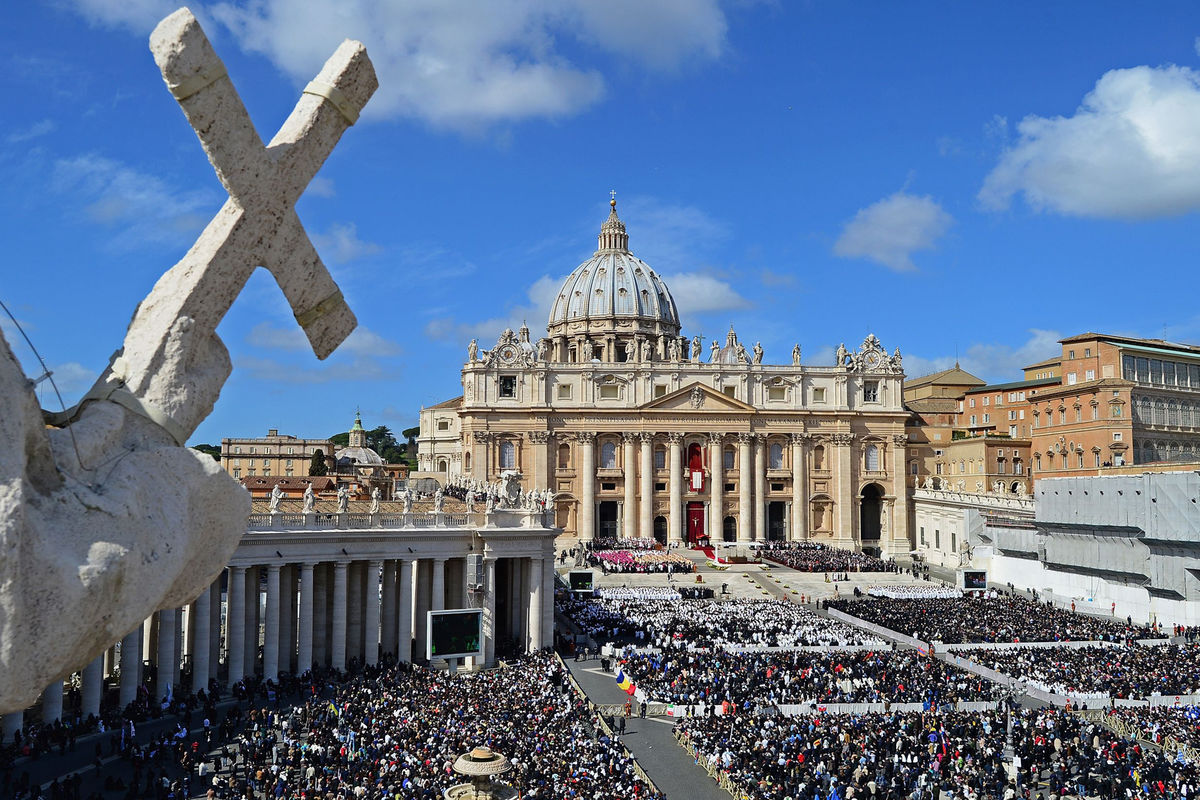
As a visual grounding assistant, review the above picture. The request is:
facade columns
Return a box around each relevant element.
[541,556,555,648]
[639,433,654,539]
[578,433,595,542]
[347,562,364,665]
[791,433,809,541]
[380,560,397,658]
[833,433,856,547]
[243,567,258,677]
[622,433,636,539]
[331,561,348,671]
[226,566,246,684]
[528,557,544,651]
[313,564,328,667]
[365,560,382,665]
[668,433,683,543]
[397,558,414,663]
[709,433,724,540]
[889,434,910,557]
[40,682,62,724]
[737,433,752,543]
[81,656,103,719]
[119,623,142,707]
[754,434,767,542]
[156,608,177,700]
[263,564,281,682]
[297,563,315,673]
[482,558,497,665]
[415,560,431,661]
[529,431,552,493]
[191,586,211,691]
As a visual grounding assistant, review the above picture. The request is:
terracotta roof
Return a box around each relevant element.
[239,476,336,492]
[904,366,985,389]
[427,396,463,410]
[1059,331,1200,354]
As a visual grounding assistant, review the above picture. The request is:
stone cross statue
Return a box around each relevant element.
[0,8,376,713]
[302,484,316,514]
[269,483,283,514]
[369,486,381,514]
[336,485,349,513]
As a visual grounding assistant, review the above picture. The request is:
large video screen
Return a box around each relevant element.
[961,570,987,590]
[568,570,594,593]
[427,609,483,661]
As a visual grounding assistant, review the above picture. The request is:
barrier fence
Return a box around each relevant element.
[674,728,748,800]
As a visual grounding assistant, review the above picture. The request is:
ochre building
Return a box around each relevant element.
[420,200,911,556]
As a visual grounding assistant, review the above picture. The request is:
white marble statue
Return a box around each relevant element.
[1016,482,1028,496]
[668,337,680,362]
[710,340,721,362]
[401,488,412,514]
[465,490,475,513]
[336,485,349,513]
[792,344,801,366]
[581,339,593,361]
[485,493,495,513]
[752,342,763,364]
[536,339,549,360]
[302,484,316,514]
[922,476,934,490]
[369,486,380,514]
[624,339,637,362]
[691,335,702,361]
[0,8,376,713]
[836,343,848,367]
[269,483,283,513]
[467,339,478,362]
[640,339,651,362]
[433,488,444,512]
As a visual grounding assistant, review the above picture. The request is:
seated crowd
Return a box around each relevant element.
[762,542,898,574]
[953,643,1200,699]
[827,595,1157,644]
[867,584,961,600]
[1102,704,1200,753]
[620,648,1001,707]
[561,597,884,651]
[587,550,695,574]
[592,537,658,551]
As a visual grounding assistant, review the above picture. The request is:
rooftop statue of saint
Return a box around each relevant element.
[0,7,377,712]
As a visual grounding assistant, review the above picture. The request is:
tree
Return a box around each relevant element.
[308,448,327,476]
[329,432,350,447]
[191,443,221,461]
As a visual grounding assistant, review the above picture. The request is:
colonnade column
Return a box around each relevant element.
[737,433,752,543]
[263,564,281,682]
[119,624,142,707]
[297,563,314,673]
[81,656,103,719]
[541,556,554,648]
[156,608,176,700]
[622,433,636,539]
[889,434,910,556]
[243,567,258,677]
[528,557,544,651]
[313,564,328,667]
[529,431,551,492]
[347,562,363,665]
[833,433,855,546]
[791,433,809,541]
[482,558,497,666]
[668,433,683,544]
[397,558,414,663]
[709,433,724,540]
[639,433,654,539]
[226,566,246,684]
[380,561,397,658]
[41,683,62,724]
[191,586,211,691]
[578,433,595,542]
[2,714,22,745]
[331,561,348,671]
[364,560,382,666]
[754,434,767,542]
[432,558,446,614]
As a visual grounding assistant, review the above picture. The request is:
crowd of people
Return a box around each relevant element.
[762,543,899,574]
[620,648,1001,708]
[560,597,884,651]
[586,550,695,574]
[1102,705,1200,753]
[828,595,1158,644]
[954,643,1200,699]
[867,584,962,600]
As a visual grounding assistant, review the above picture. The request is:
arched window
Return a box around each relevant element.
[722,516,737,542]
[437,459,447,472]
[464,452,471,471]
[600,441,617,469]
[959,460,966,475]
[499,440,516,469]
[769,443,784,469]
[812,445,826,471]
[654,446,666,470]
[864,444,880,471]
[558,443,570,469]
[1034,453,1042,471]
[723,446,735,471]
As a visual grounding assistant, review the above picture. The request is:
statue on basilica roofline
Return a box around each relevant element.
[467,338,478,362]
[640,339,652,362]
[836,342,849,367]
[302,484,316,514]
[735,343,749,364]
[336,485,349,513]
[370,486,381,514]
[792,344,802,366]
[625,339,637,362]
[691,335,702,361]
[668,337,681,362]
[753,342,763,365]
[710,339,721,362]
[536,338,549,361]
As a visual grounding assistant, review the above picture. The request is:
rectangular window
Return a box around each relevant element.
[1059,410,1066,424]
[655,482,666,491]
[1066,372,1077,385]
[654,449,666,469]
[1009,425,1017,437]
[499,375,517,398]
[1150,359,1163,384]
[863,381,879,403]
[970,415,977,426]
[1164,362,1177,386]
[288,447,295,455]
[1009,410,1017,421]
[1113,432,1123,441]
[249,447,256,454]
[983,396,990,406]
[771,482,785,492]
[599,384,620,400]
[235,446,242,454]
[813,387,826,403]
[919,526,925,545]
[724,482,735,493]
[1085,369,1095,381]
[1123,355,1136,381]
[232,468,241,478]
[969,398,976,408]
[601,482,616,491]
[654,384,668,398]
[767,386,786,401]
[1094,453,1101,468]
[1019,410,1025,420]
[1068,349,1076,359]
[286,459,293,467]
[557,384,572,400]
[722,386,736,398]
[935,529,941,549]
[983,413,991,424]
[1074,408,1082,422]
[437,420,450,430]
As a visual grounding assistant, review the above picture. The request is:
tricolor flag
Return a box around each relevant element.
[616,669,636,695]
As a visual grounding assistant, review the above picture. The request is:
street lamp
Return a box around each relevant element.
[443,746,518,800]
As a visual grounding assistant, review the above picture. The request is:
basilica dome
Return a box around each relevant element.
[546,199,680,340]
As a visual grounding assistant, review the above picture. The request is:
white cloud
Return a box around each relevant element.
[1195,36,1200,58]
[618,197,730,272]
[51,154,217,250]
[660,272,751,315]
[307,175,336,198]
[70,0,180,32]
[246,322,401,357]
[833,192,953,272]
[905,329,1062,384]
[759,268,796,287]
[980,65,1200,218]
[312,222,381,263]
[7,119,56,144]
[236,354,399,384]
[424,275,558,344]
[200,0,727,129]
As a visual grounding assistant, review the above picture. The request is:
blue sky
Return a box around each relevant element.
[3,1,1200,445]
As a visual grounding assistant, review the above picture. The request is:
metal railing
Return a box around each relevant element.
[674,728,749,800]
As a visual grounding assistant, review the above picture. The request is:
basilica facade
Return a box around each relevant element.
[419,200,912,556]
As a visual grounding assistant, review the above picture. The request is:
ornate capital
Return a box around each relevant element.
[736,432,753,445]
[667,432,684,445]
[790,431,812,445]
[472,431,494,444]
[575,431,596,444]
[892,434,909,446]
[830,433,855,446]
[708,432,724,445]
[527,430,551,444]
[621,432,637,444]
[638,431,656,444]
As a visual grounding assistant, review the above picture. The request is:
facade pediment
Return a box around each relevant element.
[640,382,758,413]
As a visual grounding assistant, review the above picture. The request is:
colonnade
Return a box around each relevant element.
[4,521,556,741]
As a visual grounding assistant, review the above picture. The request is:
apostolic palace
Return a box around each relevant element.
[420,199,912,557]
